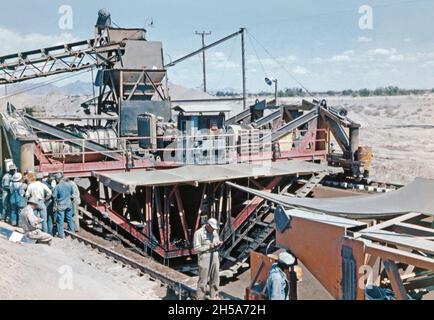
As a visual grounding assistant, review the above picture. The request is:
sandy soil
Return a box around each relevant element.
[272,95,434,184]
[3,84,433,185]
[0,223,163,300]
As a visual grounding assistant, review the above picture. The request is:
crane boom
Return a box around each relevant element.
[0,37,125,85]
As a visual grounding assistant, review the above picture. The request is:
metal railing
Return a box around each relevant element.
[36,128,329,172]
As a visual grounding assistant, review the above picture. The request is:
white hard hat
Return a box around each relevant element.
[207,218,218,230]
[13,172,22,182]
[278,251,295,266]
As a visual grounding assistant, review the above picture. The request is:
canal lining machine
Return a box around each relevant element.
[0,10,372,275]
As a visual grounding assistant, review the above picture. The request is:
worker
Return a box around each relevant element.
[26,172,52,233]
[20,197,52,245]
[9,172,27,227]
[193,218,222,300]
[43,173,56,236]
[53,173,75,238]
[1,164,16,223]
[266,251,295,300]
[67,177,81,232]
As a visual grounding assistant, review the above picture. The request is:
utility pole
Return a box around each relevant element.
[195,31,211,92]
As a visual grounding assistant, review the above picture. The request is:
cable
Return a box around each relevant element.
[214,37,237,90]
[246,32,267,78]
[246,30,316,98]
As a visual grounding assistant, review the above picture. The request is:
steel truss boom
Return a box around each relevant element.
[0,37,125,85]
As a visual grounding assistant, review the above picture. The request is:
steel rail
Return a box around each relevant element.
[64,230,197,299]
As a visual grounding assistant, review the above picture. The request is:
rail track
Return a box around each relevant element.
[64,230,238,300]
[64,230,196,299]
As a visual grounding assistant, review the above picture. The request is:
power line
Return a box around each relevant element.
[214,37,237,90]
[246,30,316,98]
[246,32,267,77]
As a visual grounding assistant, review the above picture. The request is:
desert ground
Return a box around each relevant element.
[0,222,164,299]
[2,87,433,185]
[1,87,433,299]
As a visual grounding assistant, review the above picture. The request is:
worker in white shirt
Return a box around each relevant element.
[25,172,52,233]
[193,218,222,300]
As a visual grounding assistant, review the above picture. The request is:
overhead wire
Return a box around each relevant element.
[214,37,237,90]
[246,29,316,98]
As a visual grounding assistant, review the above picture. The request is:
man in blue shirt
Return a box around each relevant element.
[266,251,295,300]
[53,173,75,238]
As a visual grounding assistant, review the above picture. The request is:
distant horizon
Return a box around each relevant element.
[2,79,433,99]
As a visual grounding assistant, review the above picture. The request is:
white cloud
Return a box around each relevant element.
[207,51,239,69]
[367,48,397,56]
[257,55,296,67]
[329,50,355,62]
[389,54,405,62]
[330,54,351,62]
[0,27,79,55]
[357,36,372,43]
[292,65,309,75]
[310,57,323,64]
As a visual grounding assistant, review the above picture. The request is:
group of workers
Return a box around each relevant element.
[2,165,293,300]
[1,164,80,244]
[194,217,296,300]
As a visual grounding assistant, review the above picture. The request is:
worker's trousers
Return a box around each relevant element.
[9,204,22,226]
[72,202,80,232]
[46,200,55,236]
[1,190,10,222]
[56,206,75,238]
[35,201,48,233]
[27,229,52,245]
[197,252,220,300]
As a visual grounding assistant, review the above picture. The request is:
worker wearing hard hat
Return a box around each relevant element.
[266,251,296,300]
[1,164,17,223]
[20,197,52,245]
[9,172,27,226]
[193,218,223,300]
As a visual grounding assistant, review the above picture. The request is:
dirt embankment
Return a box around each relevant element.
[0,223,163,300]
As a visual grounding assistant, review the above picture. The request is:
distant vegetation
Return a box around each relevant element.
[216,86,433,97]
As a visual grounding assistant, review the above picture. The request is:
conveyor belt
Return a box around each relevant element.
[227,178,434,219]
[24,114,121,161]
[226,108,252,125]
[253,109,282,128]
[260,108,319,142]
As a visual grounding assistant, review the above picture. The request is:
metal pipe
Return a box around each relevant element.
[165,29,243,68]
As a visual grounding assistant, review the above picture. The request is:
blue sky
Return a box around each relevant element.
[1,0,434,91]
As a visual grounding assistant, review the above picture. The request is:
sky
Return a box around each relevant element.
[1,0,434,92]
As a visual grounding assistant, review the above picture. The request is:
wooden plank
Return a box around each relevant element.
[365,243,434,271]
[384,260,409,300]
[360,229,434,254]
